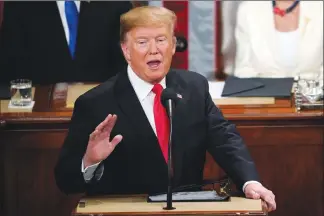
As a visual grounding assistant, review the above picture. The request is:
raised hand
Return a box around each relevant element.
[83,114,123,168]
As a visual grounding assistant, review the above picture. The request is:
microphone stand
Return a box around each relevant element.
[163,100,176,210]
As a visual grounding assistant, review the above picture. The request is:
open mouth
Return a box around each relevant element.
[147,60,162,69]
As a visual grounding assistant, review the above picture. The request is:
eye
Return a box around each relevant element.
[156,37,167,43]
[137,41,147,45]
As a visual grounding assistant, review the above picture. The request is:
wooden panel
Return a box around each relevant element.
[1,131,82,216]
[204,125,324,216]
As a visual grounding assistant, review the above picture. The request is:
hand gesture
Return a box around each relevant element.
[244,183,276,212]
[83,114,123,167]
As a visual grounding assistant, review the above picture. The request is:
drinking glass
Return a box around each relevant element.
[10,79,32,106]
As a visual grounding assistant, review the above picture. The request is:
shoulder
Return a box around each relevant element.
[302,1,323,20]
[171,68,208,85]
[237,1,270,17]
[170,69,209,94]
[75,75,118,106]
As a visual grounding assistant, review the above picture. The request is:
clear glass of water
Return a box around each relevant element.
[298,72,323,103]
[10,79,32,106]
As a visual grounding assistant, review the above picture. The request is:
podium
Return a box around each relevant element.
[72,195,267,216]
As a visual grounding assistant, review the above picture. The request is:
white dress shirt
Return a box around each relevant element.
[56,1,80,44]
[81,65,260,192]
[127,65,166,135]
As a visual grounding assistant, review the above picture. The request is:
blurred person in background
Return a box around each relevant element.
[0,1,133,84]
[221,1,242,76]
[233,1,323,84]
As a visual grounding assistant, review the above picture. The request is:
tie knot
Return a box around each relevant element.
[152,84,163,95]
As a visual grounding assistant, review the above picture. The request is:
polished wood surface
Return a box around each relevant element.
[0,84,323,216]
[72,195,266,216]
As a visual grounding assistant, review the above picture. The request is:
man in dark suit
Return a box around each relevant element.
[0,1,132,84]
[55,5,276,212]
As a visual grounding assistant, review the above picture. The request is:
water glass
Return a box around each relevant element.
[10,79,32,106]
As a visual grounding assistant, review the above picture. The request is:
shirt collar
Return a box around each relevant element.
[127,65,166,101]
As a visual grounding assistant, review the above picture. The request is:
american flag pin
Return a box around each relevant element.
[177,93,182,99]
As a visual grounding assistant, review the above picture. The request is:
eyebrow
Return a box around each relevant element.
[135,36,149,40]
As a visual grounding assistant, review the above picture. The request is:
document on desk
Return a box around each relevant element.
[222,76,294,97]
[66,83,98,108]
[148,190,229,202]
[208,81,275,105]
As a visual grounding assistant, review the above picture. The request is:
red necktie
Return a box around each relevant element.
[152,84,170,162]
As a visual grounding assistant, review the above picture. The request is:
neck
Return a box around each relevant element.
[275,0,296,7]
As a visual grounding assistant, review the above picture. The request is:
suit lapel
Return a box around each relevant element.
[73,1,90,60]
[114,71,156,139]
[47,2,71,60]
[113,70,169,169]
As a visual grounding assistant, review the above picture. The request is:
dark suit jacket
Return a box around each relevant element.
[0,1,132,84]
[54,68,260,195]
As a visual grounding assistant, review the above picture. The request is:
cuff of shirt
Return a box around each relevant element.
[81,160,101,182]
[242,181,262,192]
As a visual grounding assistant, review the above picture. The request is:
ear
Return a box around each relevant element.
[172,36,176,55]
[121,42,131,62]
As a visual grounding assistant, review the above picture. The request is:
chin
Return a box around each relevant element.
[147,72,165,83]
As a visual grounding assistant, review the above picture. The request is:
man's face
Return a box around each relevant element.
[121,25,176,83]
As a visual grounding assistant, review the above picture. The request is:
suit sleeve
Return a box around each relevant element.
[0,2,26,83]
[233,3,259,78]
[204,78,260,191]
[54,96,97,194]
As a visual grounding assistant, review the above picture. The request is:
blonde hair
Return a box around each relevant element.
[120,6,177,43]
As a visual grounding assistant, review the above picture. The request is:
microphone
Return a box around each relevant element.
[160,88,181,210]
[175,36,188,52]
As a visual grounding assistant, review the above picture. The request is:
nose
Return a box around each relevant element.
[148,41,159,55]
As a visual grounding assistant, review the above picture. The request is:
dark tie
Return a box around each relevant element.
[152,84,170,163]
[65,1,79,58]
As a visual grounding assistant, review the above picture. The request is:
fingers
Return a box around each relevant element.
[263,195,276,212]
[245,185,276,213]
[110,135,123,148]
[95,114,114,132]
[90,114,117,141]
[245,190,261,199]
[89,129,100,141]
[259,190,276,212]
[103,114,118,135]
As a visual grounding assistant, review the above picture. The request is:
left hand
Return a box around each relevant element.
[244,183,276,212]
